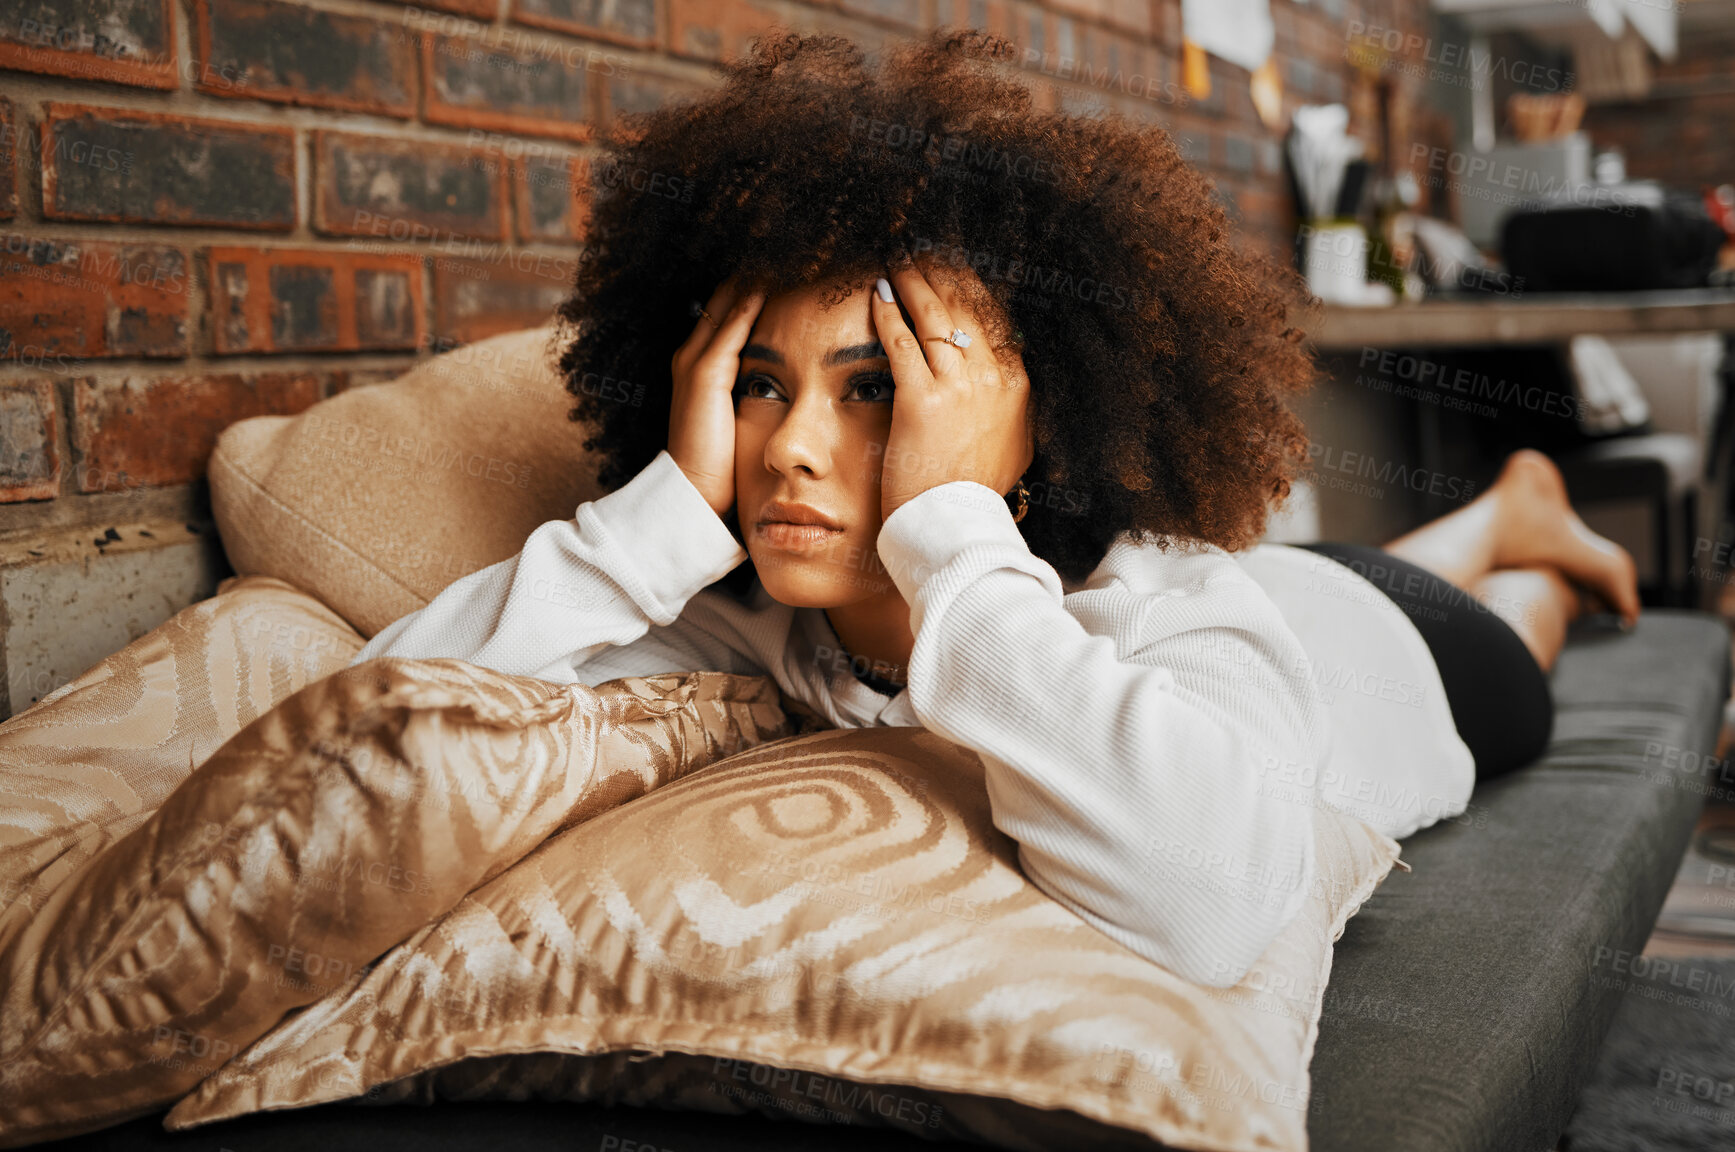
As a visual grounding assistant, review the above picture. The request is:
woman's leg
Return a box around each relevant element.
[1290,541,1556,779]
[1291,450,1640,779]
[1466,566,1578,674]
[1378,448,1641,630]
[1291,451,1640,778]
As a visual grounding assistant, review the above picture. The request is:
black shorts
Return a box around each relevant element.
[1290,541,1555,781]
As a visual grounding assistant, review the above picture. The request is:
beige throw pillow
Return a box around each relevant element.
[169,725,1403,1152]
[208,325,605,639]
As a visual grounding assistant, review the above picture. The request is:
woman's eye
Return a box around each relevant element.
[851,374,895,403]
[733,375,780,401]
[732,374,894,403]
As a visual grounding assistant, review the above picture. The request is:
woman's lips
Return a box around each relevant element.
[756,521,844,550]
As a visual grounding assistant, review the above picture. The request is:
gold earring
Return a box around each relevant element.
[1008,478,1029,523]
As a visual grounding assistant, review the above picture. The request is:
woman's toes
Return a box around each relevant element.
[1588,543,1642,626]
[1559,513,1637,615]
[1614,553,1642,626]
[1600,536,1641,623]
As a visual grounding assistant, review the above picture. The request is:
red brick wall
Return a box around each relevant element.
[1581,25,1735,192]
[0,0,1432,548]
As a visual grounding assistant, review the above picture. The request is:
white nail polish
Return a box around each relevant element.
[876,277,893,303]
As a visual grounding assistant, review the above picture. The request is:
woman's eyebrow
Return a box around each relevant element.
[824,340,888,366]
[739,341,888,367]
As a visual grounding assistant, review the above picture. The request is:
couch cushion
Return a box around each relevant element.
[1306,610,1733,1151]
[208,326,604,639]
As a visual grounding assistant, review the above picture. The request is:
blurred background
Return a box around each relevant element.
[2,0,1734,718]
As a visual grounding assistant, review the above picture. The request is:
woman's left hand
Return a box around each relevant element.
[870,257,1035,523]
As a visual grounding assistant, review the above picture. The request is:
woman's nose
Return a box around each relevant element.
[764,395,837,477]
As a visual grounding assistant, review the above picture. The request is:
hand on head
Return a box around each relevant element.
[668,258,1033,529]
[668,275,766,519]
[867,253,1035,522]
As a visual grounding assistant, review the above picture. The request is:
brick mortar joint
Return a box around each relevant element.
[0,517,216,566]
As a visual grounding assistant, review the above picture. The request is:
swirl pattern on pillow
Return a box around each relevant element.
[0,575,361,922]
[170,725,1402,1152]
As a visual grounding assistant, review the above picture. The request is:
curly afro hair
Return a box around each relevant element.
[556,26,1318,591]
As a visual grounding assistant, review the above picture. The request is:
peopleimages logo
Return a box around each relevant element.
[904,234,1138,313]
[708,1058,946,1128]
[849,115,1064,187]
[1409,144,1641,216]
[1357,348,1580,419]
[1303,439,1478,504]
[14,17,139,60]
[1347,21,1577,91]
[0,233,188,296]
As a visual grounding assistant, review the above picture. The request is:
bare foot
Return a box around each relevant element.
[1487,449,1641,627]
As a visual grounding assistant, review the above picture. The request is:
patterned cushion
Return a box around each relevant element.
[0,575,790,1148]
[168,725,1403,1152]
[0,575,359,922]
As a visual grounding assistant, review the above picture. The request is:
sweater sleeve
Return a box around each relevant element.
[875,481,1331,989]
[350,450,755,685]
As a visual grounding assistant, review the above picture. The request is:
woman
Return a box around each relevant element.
[353,29,1638,988]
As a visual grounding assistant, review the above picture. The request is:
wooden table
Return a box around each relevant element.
[1305,289,1735,351]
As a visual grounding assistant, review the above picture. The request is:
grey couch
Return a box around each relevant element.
[1308,609,1732,1151]
[40,611,1733,1152]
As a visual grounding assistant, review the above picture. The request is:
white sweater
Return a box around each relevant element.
[353,449,1473,988]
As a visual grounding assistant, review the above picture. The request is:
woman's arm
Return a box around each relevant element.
[351,450,757,684]
[876,482,1331,989]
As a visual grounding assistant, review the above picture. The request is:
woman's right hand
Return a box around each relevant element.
[668,275,766,520]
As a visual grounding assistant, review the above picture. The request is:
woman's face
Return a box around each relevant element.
[732,278,903,609]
